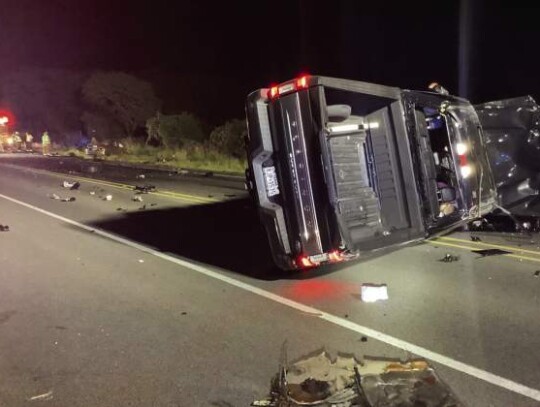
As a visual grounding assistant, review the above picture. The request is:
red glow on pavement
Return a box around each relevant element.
[282,280,356,301]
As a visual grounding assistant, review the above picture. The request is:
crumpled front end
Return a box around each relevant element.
[475,96,540,213]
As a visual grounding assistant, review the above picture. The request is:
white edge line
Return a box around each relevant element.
[1,191,539,402]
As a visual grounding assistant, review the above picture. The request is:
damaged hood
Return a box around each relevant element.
[475,96,540,212]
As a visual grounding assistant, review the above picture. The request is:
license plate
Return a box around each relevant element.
[309,253,328,263]
[263,166,280,197]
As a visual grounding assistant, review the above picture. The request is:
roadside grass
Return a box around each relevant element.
[58,144,247,175]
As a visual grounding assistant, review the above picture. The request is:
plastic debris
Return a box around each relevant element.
[360,284,388,303]
[62,197,76,202]
[28,390,53,401]
[62,181,80,190]
[439,253,459,262]
[134,185,156,193]
[132,195,143,202]
[136,174,146,179]
[470,236,481,242]
[89,191,96,196]
[0,224,9,232]
[473,248,511,257]
[104,195,113,201]
[138,259,144,263]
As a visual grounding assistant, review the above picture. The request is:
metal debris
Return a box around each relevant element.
[473,248,512,257]
[439,253,459,263]
[134,185,156,193]
[360,284,388,303]
[28,390,53,401]
[0,224,9,232]
[49,194,76,202]
[62,181,80,190]
[253,350,463,406]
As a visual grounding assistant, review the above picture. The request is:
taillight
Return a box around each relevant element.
[328,250,343,262]
[268,86,279,99]
[296,75,309,89]
[296,255,316,268]
[267,75,310,100]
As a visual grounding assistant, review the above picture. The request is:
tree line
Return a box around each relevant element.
[0,68,246,158]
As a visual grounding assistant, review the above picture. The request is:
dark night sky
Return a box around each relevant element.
[0,0,539,124]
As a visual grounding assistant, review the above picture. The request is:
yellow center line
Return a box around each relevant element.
[8,163,218,204]
[438,236,540,257]
[427,239,540,264]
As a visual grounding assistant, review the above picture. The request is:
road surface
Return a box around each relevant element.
[0,154,539,406]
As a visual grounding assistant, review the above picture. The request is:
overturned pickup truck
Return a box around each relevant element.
[245,76,504,270]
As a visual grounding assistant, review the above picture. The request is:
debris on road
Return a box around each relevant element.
[89,191,96,196]
[178,169,189,175]
[62,180,80,190]
[136,174,146,179]
[0,224,10,232]
[138,259,144,263]
[48,194,76,202]
[470,236,481,242]
[134,184,156,194]
[253,349,463,406]
[360,336,368,342]
[28,390,53,401]
[150,203,157,207]
[138,205,147,211]
[534,271,540,278]
[439,253,459,263]
[360,284,388,303]
[225,193,237,198]
[132,195,143,202]
[104,195,113,201]
[204,171,214,177]
[473,248,512,257]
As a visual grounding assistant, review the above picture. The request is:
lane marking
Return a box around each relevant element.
[0,163,218,204]
[1,191,540,403]
[428,239,540,264]
[440,236,540,257]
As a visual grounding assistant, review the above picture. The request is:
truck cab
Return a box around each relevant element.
[245,76,497,270]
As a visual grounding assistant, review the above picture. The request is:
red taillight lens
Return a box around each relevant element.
[328,250,343,262]
[269,86,279,99]
[296,75,309,89]
[297,255,315,268]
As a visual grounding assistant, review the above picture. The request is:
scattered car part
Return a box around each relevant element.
[472,248,511,257]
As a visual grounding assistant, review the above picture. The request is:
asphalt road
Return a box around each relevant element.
[1,154,540,406]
